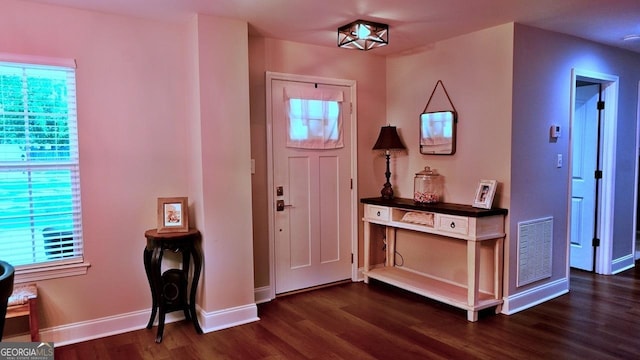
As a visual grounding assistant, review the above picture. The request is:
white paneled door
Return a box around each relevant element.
[570,83,600,271]
[270,77,353,294]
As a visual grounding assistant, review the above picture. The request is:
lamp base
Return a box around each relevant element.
[380,183,394,199]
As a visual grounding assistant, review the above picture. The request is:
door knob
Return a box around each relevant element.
[276,200,293,211]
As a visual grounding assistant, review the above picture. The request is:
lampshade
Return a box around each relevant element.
[338,19,389,51]
[372,126,405,151]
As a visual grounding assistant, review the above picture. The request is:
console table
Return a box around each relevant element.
[361,197,507,321]
[143,228,203,343]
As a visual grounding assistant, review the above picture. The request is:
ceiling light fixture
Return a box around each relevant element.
[623,34,640,41]
[338,19,389,51]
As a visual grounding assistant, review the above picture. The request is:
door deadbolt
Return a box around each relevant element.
[276,186,284,196]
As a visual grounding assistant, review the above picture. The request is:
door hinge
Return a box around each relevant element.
[597,101,605,110]
[350,178,353,189]
[350,102,353,114]
[594,170,603,179]
[351,253,354,264]
[592,238,600,247]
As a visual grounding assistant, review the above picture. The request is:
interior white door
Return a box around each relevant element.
[271,79,352,294]
[570,83,600,271]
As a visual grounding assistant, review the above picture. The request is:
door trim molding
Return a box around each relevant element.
[635,80,640,262]
[265,71,358,300]
[568,68,619,274]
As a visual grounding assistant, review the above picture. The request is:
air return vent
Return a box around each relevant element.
[517,217,553,287]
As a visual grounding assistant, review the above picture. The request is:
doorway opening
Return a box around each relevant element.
[569,69,619,274]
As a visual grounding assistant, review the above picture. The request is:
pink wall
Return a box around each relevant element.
[1,0,189,327]
[1,0,257,342]
[189,14,256,312]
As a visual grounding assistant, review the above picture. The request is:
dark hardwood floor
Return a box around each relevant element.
[56,264,640,359]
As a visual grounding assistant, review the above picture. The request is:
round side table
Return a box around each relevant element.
[143,228,203,343]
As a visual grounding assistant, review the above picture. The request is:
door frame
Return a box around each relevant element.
[634,80,640,261]
[568,68,619,274]
[265,71,358,300]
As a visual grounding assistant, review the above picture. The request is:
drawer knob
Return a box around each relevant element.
[450,222,456,229]
[377,211,381,216]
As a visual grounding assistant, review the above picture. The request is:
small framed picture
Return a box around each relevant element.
[157,197,189,233]
[472,180,497,209]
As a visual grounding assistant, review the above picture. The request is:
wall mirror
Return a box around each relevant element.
[420,110,457,155]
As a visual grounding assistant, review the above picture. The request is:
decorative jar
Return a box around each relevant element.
[413,166,443,204]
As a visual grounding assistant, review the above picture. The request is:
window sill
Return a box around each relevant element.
[14,261,91,284]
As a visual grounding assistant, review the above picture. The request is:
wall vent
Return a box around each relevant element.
[517,217,553,287]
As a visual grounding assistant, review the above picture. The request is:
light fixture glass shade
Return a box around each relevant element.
[338,19,389,50]
[372,126,405,150]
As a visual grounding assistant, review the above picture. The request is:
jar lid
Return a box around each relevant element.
[416,166,439,176]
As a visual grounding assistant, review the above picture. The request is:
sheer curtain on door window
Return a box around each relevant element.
[284,86,344,150]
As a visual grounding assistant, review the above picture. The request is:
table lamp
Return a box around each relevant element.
[372,125,406,199]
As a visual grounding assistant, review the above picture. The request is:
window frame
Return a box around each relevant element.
[0,53,89,284]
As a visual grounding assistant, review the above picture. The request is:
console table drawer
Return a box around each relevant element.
[437,215,469,235]
[365,205,390,222]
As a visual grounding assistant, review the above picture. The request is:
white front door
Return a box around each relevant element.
[269,76,353,294]
[570,83,600,271]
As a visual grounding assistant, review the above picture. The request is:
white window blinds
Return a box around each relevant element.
[0,56,83,269]
[284,86,344,149]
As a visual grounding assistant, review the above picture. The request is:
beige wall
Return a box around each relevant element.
[386,24,514,206]
[248,37,388,288]
[385,24,514,289]
[248,24,516,295]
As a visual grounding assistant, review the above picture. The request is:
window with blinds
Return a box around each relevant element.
[0,56,84,271]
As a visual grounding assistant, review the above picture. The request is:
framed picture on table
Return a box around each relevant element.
[472,180,497,209]
[157,197,189,233]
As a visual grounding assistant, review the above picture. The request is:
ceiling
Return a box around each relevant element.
[25,0,640,56]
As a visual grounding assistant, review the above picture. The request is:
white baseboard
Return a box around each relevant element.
[356,266,365,282]
[501,277,569,315]
[199,303,259,333]
[254,285,272,304]
[24,274,575,347]
[611,253,636,274]
[40,309,167,347]
[15,303,259,347]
